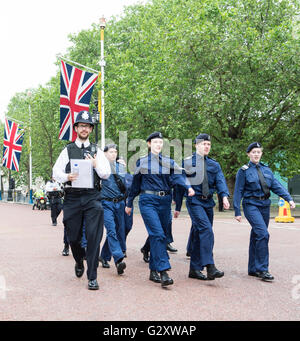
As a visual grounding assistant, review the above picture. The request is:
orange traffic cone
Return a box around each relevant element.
[275,198,295,223]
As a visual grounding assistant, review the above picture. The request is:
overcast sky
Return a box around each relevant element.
[0,0,144,122]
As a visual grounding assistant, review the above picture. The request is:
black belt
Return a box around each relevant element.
[141,190,171,197]
[197,195,212,200]
[102,196,125,203]
[248,196,269,201]
[64,188,96,194]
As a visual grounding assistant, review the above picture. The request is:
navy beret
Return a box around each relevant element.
[246,142,262,153]
[146,131,163,142]
[104,143,118,152]
[194,133,211,144]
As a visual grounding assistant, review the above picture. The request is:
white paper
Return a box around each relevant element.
[70,159,94,188]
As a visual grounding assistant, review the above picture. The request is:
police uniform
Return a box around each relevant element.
[175,133,229,280]
[126,132,191,287]
[45,179,63,226]
[53,111,111,290]
[233,142,293,281]
[99,148,127,274]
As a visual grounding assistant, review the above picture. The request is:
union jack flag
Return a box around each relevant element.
[2,119,25,172]
[59,60,98,141]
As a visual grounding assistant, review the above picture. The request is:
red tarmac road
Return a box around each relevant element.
[0,202,300,321]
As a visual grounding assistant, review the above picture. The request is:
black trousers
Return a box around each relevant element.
[63,190,104,280]
[50,198,62,223]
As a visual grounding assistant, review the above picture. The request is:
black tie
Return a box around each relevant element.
[81,143,84,149]
[256,164,270,197]
[202,158,210,197]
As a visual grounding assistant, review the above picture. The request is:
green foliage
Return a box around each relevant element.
[2,0,299,193]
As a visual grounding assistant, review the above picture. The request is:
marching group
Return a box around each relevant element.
[45,110,295,290]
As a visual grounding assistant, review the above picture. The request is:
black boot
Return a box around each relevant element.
[256,271,274,282]
[99,256,110,268]
[62,244,69,256]
[149,270,161,283]
[206,264,224,280]
[166,243,178,252]
[75,259,84,278]
[140,247,150,263]
[88,279,99,290]
[115,259,126,275]
[189,269,207,280]
[160,270,174,287]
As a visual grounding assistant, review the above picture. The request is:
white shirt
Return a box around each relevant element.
[45,180,62,192]
[52,138,111,185]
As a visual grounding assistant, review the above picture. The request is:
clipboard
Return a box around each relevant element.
[70,159,94,188]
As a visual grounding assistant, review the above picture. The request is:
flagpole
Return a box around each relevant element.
[27,91,33,204]
[58,55,100,74]
[99,16,106,150]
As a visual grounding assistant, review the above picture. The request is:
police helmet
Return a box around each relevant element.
[73,111,94,129]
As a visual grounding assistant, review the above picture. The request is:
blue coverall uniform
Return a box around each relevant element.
[127,153,190,272]
[175,153,229,271]
[100,162,126,264]
[233,161,293,274]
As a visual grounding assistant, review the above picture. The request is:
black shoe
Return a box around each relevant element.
[141,248,150,263]
[62,245,69,256]
[186,252,191,257]
[123,251,127,258]
[52,222,57,226]
[88,279,99,290]
[256,271,274,282]
[160,270,174,287]
[189,269,207,280]
[166,243,178,252]
[116,259,126,275]
[99,256,110,269]
[206,264,224,280]
[248,272,259,277]
[75,260,84,278]
[149,270,161,283]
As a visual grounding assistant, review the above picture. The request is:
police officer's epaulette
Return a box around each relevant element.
[241,164,249,170]
[184,155,193,161]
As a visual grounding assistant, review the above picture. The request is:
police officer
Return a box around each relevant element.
[53,110,111,290]
[98,144,127,275]
[45,178,63,226]
[175,133,230,281]
[125,132,194,287]
[233,142,296,281]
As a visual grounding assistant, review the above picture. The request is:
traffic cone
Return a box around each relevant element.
[275,198,295,223]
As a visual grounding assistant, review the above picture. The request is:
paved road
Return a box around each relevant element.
[0,202,300,321]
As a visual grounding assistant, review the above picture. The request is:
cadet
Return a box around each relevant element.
[45,178,63,226]
[233,142,296,281]
[125,132,194,287]
[53,110,111,290]
[98,144,127,275]
[175,133,230,281]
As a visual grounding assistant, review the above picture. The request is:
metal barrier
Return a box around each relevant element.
[0,190,31,204]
